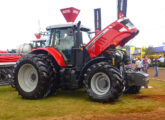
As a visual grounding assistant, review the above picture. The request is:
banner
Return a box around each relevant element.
[94,8,101,34]
[117,0,127,19]
[122,48,126,51]
[130,47,135,55]
[60,7,80,23]
[141,46,146,55]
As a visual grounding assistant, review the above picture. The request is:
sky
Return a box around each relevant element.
[0,0,165,50]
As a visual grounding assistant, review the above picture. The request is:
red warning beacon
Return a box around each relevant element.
[34,33,41,39]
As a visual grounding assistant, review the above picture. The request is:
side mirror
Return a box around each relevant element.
[80,27,90,32]
[77,21,81,29]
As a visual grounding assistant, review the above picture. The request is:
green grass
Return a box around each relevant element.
[0,80,165,120]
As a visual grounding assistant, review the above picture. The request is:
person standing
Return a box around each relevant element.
[135,58,142,71]
[142,56,148,73]
[153,57,159,77]
[147,58,151,69]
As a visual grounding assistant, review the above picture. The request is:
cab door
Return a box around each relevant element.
[51,28,74,64]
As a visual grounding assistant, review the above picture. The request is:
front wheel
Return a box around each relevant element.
[84,62,124,102]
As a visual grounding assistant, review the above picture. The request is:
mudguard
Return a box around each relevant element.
[125,70,149,86]
[31,47,66,67]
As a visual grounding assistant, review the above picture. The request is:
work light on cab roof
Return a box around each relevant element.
[60,7,80,23]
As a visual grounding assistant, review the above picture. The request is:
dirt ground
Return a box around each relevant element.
[27,108,165,120]
[26,67,165,120]
[148,67,165,81]
[65,67,165,120]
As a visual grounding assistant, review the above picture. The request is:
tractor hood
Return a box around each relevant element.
[85,17,139,58]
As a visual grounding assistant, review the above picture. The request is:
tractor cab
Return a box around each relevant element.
[46,23,90,66]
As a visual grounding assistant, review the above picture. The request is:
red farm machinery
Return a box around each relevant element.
[12,6,149,102]
[0,50,22,86]
[0,37,46,86]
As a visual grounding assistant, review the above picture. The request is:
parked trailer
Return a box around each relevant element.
[0,53,22,86]
[0,62,16,86]
[0,40,47,86]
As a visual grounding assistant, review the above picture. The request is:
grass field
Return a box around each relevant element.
[0,80,165,120]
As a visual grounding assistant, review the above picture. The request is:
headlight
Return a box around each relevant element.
[126,22,135,30]
[119,18,135,30]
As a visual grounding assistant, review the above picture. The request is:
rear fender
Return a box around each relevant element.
[31,47,66,67]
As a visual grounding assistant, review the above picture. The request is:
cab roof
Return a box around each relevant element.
[46,24,76,30]
[46,24,90,31]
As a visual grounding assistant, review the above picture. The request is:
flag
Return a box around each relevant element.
[130,47,135,54]
[117,0,127,19]
[141,46,146,55]
[122,48,126,51]
[94,8,102,34]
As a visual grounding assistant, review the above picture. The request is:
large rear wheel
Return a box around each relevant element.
[14,54,58,99]
[84,62,124,102]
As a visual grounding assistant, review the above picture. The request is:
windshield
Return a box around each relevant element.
[51,28,74,51]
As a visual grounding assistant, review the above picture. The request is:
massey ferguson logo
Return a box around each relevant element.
[60,7,80,23]
[62,10,71,14]
[73,10,79,14]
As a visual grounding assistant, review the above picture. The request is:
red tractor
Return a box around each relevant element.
[13,18,148,102]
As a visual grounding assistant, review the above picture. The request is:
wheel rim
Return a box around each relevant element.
[91,72,111,95]
[18,64,38,92]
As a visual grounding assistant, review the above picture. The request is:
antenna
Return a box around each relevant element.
[38,19,41,33]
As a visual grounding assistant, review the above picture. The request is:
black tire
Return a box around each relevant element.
[38,54,59,96]
[124,86,141,94]
[14,54,58,99]
[84,62,124,102]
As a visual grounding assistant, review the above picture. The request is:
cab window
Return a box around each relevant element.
[53,28,74,51]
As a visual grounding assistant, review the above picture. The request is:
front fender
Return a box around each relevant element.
[80,57,122,79]
[125,69,149,86]
[31,47,66,67]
